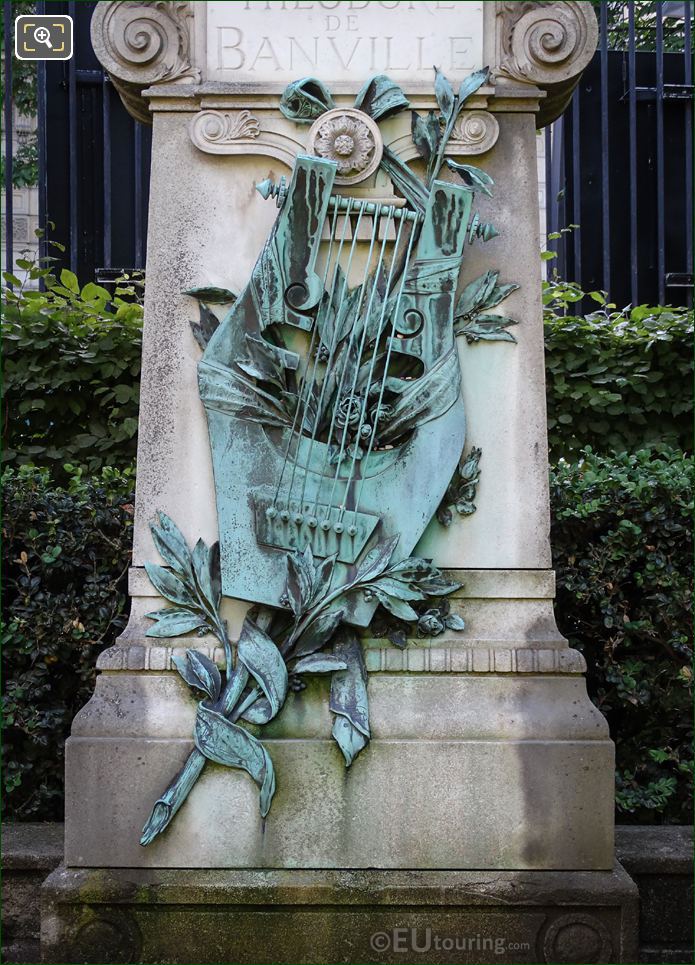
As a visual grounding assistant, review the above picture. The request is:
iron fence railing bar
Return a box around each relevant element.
[600,0,611,293]
[571,87,582,284]
[67,0,78,274]
[628,2,639,305]
[544,125,553,251]
[4,0,14,277]
[684,0,693,295]
[633,82,694,98]
[74,69,102,82]
[36,0,46,274]
[133,119,143,267]
[664,272,693,283]
[655,1,666,303]
[102,74,111,268]
[549,115,568,283]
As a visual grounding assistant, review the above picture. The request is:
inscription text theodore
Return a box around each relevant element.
[206,1,484,86]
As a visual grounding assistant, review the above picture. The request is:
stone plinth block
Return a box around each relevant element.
[67,568,614,871]
[65,670,614,870]
[66,570,613,870]
[41,863,638,965]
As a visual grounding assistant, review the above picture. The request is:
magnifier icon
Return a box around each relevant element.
[33,25,53,49]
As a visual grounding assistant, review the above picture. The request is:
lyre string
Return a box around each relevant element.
[308,207,384,520]
[272,200,343,509]
[284,198,356,510]
[324,207,396,521]
[337,210,410,522]
[350,213,421,524]
[297,200,369,513]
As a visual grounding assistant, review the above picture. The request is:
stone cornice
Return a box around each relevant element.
[128,566,558,601]
[91,1,597,128]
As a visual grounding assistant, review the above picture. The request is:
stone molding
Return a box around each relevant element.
[374,109,500,167]
[364,644,586,675]
[189,116,302,166]
[116,567,566,661]
[147,85,533,115]
[90,1,200,123]
[450,109,501,155]
[188,108,260,151]
[96,642,586,676]
[494,1,598,126]
[128,566,557,600]
[187,106,498,165]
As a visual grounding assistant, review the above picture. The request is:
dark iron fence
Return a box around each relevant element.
[38,0,151,282]
[546,1,693,307]
[2,0,151,283]
[2,2,693,307]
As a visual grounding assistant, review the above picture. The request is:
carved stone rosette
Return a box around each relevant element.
[307,108,383,185]
[90,0,200,124]
[542,913,613,963]
[495,1,598,126]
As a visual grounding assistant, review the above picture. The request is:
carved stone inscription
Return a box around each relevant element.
[207,1,484,85]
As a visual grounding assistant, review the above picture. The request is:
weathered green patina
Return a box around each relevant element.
[199,155,471,624]
[140,67,520,846]
[140,517,458,844]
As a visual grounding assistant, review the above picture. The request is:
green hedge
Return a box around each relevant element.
[551,447,693,823]
[3,271,690,472]
[2,262,143,477]
[543,279,692,458]
[2,466,134,819]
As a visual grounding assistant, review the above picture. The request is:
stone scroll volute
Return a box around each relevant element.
[494,1,599,125]
[90,0,200,123]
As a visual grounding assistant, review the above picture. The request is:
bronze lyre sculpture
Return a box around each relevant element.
[140,69,519,845]
[201,154,470,627]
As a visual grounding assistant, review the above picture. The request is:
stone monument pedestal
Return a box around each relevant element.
[41,864,638,965]
[42,2,640,962]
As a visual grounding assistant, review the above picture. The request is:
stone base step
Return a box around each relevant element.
[41,862,638,964]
